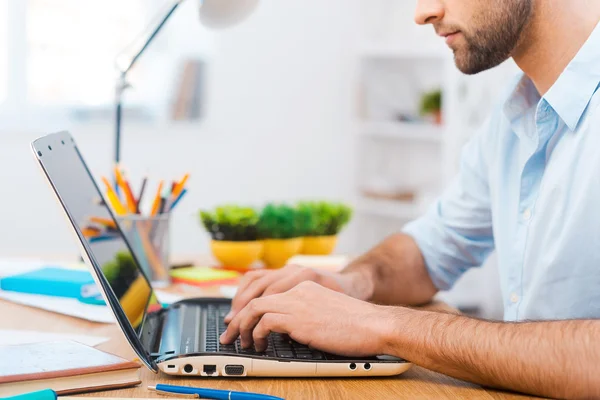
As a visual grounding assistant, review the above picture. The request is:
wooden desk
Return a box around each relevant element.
[0,295,541,400]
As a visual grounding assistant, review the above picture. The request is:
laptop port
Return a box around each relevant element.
[364,363,372,371]
[184,364,194,373]
[349,363,357,370]
[167,365,176,369]
[224,365,245,376]
[203,365,217,375]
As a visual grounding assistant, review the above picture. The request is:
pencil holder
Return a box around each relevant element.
[117,214,171,288]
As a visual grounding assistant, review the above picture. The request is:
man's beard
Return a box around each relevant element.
[450,0,533,74]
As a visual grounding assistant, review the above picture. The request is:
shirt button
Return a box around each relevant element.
[522,208,532,221]
[510,293,520,303]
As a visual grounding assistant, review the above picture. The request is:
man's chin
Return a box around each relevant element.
[453,51,493,75]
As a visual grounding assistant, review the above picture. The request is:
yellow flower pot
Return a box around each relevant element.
[301,235,338,255]
[210,240,263,270]
[262,238,303,269]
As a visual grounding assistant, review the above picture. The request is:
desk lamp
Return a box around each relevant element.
[114,0,259,164]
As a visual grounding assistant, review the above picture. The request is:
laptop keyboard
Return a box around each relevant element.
[202,303,328,360]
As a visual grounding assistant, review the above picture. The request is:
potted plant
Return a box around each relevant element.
[299,201,353,255]
[199,205,263,270]
[258,203,304,269]
[419,89,443,125]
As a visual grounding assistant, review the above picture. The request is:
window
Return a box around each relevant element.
[27,0,145,105]
[0,0,212,129]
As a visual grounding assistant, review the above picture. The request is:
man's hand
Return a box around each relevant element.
[224,264,367,324]
[220,281,393,357]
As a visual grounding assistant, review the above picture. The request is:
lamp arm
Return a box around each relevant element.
[114,0,185,165]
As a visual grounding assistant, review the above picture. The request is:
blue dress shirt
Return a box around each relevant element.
[404,22,600,321]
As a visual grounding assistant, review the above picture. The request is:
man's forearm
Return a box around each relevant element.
[341,233,437,306]
[381,308,600,399]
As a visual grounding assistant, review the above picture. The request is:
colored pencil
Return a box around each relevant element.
[82,227,101,237]
[135,177,148,214]
[172,173,190,198]
[115,166,137,213]
[150,180,164,216]
[89,216,117,229]
[101,177,128,215]
[158,197,167,215]
[168,188,188,211]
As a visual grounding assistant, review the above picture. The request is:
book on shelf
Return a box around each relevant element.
[171,59,205,121]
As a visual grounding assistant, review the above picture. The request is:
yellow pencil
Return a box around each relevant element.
[102,177,128,216]
[150,180,165,216]
[172,173,190,198]
[114,166,137,213]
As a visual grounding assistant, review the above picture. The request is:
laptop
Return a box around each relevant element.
[31,131,411,378]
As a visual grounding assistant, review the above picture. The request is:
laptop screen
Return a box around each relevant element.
[31,132,160,370]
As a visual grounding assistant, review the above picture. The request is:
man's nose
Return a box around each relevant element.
[414,0,445,25]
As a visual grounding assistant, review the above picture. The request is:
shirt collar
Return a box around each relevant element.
[504,21,600,131]
[544,21,600,131]
[503,73,540,124]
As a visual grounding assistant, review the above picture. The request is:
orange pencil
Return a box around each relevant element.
[150,180,165,216]
[89,216,117,229]
[82,227,101,238]
[172,173,190,198]
[122,180,137,213]
[114,166,137,213]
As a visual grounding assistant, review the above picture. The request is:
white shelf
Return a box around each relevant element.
[356,196,423,220]
[359,121,443,143]
[359,42,447,59]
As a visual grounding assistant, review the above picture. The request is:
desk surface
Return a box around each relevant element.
[0,294,541,400]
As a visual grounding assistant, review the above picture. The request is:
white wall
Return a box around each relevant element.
[0,0,361,258]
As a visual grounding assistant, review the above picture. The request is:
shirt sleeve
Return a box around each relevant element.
[403,121,495,290]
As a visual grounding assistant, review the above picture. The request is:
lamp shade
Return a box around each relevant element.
[199,0,259,28]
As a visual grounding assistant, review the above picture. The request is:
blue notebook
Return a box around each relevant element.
[0,267,97,300]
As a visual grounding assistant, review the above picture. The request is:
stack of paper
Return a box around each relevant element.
[0,329,108,347]
[0,290,115,323]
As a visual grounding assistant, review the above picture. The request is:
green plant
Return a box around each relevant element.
[297,201,353,236]
[295,202,318,237]
[419,89,442,116]
[258,203,303,239]
[199,205,260,241]
[102,251,138,296]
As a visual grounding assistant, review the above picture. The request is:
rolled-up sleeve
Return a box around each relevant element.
[403,122,495,290]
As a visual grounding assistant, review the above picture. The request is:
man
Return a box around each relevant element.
[221,0,600,397]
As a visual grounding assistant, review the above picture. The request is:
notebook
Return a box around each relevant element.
[0,267,97,300]
[0,341,141,396]
[286,255,350,272]
[169,266,241,287]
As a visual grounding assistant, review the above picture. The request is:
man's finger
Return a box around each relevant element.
[253,313,290,352]
[225,270,268,321]
[226,273,281,323]
[236,270,268,294]
[221,294,287,345]
[262,267,318,297]
[238,301,265,349]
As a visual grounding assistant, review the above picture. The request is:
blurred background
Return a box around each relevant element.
[0,0,520,318]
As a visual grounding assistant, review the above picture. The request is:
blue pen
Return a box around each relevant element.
[2,389,56,400]
[149,384,284,400]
